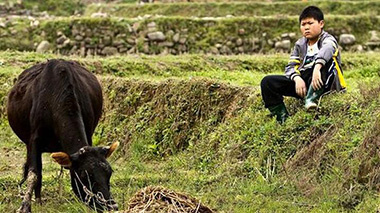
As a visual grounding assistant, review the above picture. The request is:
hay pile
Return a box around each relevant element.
[124,186,214,213]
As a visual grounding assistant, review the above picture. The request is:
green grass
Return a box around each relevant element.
[0,51,380,212]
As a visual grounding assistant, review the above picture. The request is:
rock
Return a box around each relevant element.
[147,22,157,33]
[147,22,156,28]
[84,37,92,44]
[369,31,380,42]
[365,41,380,50]
[215,43,222,49]
[56,36,66,45]
[281,33,289,40]
[210,47,219,54]
[147,32,166,42]
[86,49,94,56]
[91,12,108,18]
[72,27,79,36]
[143,44,150,54]
[220,45,231,54]
[119,47,128,53]
[339,34,356,45]
[103,35,112,45]
[236,38,243,46]
[69,46,77,55]
[275,40,291,50]
[127,38,136,45]
[355,45,363,52]
[161,48,169,55]
[170,49,177,55]
[101,46,118,55]
[173,33,180,43]
[132,22,140,32]
[237,46,244,53]
[10,29,17,35]
[0,22,6,28]
[127,47,136,54]
[80,46,86,56]
[267,39,274,47]
[162,41,174,47]
[30,20,39,27]
[36,41,51,53]
[85,29,93,37]
[126,24,133,33]
[289,33,297,39]
[75,35,83,41]
[179,37,187,44]
[178,44,187,53]
[112,39,124,46]
[238,28,245,35]
[63,39,71,47]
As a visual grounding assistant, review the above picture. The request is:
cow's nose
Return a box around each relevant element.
[108,203,118,211]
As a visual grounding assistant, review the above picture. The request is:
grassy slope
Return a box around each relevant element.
[0,51,379,212]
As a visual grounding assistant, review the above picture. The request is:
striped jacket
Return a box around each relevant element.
[285,31,346,91]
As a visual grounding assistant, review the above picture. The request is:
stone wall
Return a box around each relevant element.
[2,16,380,56]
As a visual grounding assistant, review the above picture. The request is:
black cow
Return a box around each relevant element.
[7,59,118,212]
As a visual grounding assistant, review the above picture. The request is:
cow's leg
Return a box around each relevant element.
[17,135,40,213]
[18,162,29,196]
[19,162,28,186]
[34,153,42,204]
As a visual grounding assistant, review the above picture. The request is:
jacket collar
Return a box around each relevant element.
[303,30,325,47]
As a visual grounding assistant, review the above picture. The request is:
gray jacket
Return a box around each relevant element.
[285,31,346,90]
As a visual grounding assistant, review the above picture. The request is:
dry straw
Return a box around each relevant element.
[123,185,214,213]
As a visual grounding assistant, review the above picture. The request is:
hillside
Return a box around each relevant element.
[1,0,380,212]
[0,51,379,212]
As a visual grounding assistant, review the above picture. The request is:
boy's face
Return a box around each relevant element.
[300,17,324,41]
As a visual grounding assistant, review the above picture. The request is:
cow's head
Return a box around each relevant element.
[51,142,119,212]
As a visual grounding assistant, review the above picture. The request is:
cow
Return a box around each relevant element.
[7,59,119,212]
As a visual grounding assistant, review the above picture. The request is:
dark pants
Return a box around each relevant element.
[261,67,333,108]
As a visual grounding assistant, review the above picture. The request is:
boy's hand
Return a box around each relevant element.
[294,76,306,98]
[312,63,323,90]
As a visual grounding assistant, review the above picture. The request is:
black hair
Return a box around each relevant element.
[299,6,324,23]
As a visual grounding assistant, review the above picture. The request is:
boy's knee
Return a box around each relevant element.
[261,75,273,89]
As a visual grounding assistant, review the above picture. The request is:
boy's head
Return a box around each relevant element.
[299,6,325,42]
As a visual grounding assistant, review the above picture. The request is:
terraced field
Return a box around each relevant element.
[1,0,380,212]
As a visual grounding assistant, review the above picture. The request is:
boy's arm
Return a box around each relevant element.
[315,36,338,66]
[285,45,301,81]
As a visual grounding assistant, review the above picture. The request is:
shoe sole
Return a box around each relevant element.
[305,103,317,111]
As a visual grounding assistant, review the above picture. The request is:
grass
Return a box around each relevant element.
[0,51,380,212]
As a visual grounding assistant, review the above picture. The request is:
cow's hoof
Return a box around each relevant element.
[36,198,42,205]
[17,201,31,213]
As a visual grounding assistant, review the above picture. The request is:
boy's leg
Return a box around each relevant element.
[304,64,332,110]
[261,75,301,108]
[261,75,301,123]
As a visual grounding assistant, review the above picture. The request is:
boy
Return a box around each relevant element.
[260,6,346,123]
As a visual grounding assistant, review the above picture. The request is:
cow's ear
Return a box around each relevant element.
[51,152,72,167]
[103,142,119,158]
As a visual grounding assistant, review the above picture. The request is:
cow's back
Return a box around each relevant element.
[7,59,103,153]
